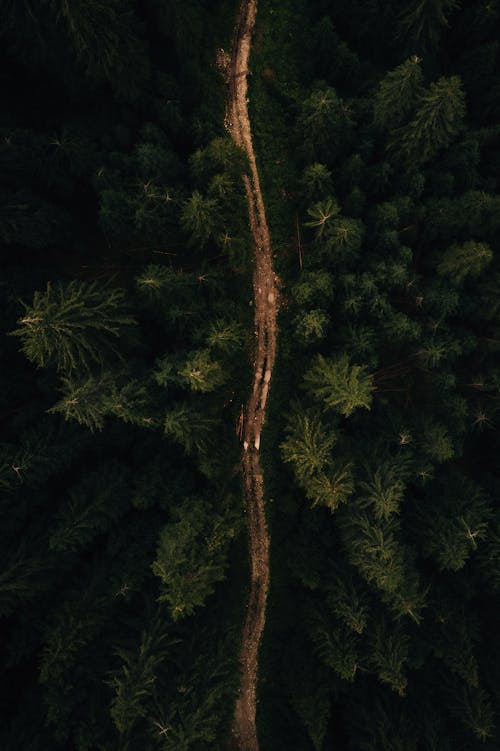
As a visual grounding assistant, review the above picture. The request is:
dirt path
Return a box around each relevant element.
[223,1,278,749]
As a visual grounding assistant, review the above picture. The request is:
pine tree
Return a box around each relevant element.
[370,622,409,695]
[437,240,493,285]
[358,461,408,520]
[206,319,244,353]
[326,572,370,634]
[12,281,135,372]
[303,353,375,417]
[294,309,329,345]
[281,410,336,483]
[341,511,405,593]
[151,498,235,620]
[109,610,172,739]
[393,76,466,165]
[181,191,220,247]
[416,472,491,571]
[48,464,130,553]
[300,163,333,202]
[297,87,355,163]
[281,408,354,511]
[452,684,495,742]
[373,56,423,130]
[291,270,334,306]
[397,0,460,53]
[309,609,361,682]
[51,0,149,98]
[177,349,226,393]
[163,403,216,454]
[48,373,114,431]
[305,197,341,239]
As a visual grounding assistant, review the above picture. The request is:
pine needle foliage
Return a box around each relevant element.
[373,56,424,130]
[303,353,375,417]
[392,76,466,165]
[12,281,135,372]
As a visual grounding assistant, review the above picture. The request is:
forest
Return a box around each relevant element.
[1,0,499,749]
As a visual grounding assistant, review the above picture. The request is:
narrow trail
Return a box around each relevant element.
[222,1,278,749]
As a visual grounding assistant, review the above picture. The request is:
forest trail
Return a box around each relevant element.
[224,1,278,749]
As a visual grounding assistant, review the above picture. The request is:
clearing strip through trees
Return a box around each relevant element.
[222,0,279,748]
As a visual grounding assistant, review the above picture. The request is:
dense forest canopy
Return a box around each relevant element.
[1,0,499,749]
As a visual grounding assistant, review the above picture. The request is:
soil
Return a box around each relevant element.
[224,2,279,749]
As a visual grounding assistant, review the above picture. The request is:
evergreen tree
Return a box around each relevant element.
[12,281,135,372]
[373,56,423,130]
[393,76,466,165]
[437,240,493,285]
[397,0,460,53]
[52,0,149,97]
[151,498,236,620]
[303,353,375,417]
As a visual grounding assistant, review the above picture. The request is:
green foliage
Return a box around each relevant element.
[293,309,329,344]
[370,623,409,695]
[109,612,173,738]
[453,684,495,741]
[300,163,333,202]
[358,461,408,520]
[151,498,235,620]
[206,319,244,353]
[309,611,360,682]
[397,0,460,52]
[326,575,370,634]
[393,76,466,165]
[49,464,130,552]
[417,472,491,571]
[52,0,149,97]
[281,409,336,482]
[374,56,423,130]
[437,240,493,285]
[181,191,220,247]
[290,270,334,306]
[297,87,355,163]
[303,353,375,416]
[163,403,216,455]
[420,420,454,463]
[12,281,135,373]
[281,408,354,511]
[341,511,405,593]
[178,349,226,392]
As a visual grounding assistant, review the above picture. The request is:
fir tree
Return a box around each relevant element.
[373,56,423,130]
[12,281,135,373]
[437,240,493,285]
[397,0,460,53]
[303,353,375,417]
[393,76,466,165]
[151,498,236,620]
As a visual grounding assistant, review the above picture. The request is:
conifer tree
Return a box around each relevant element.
[297,87,355,163]
[109,610,172,739]
[437,240,493,285]
[392,75,465,166]
[48,464,130,553]
[397,0,460,53]
[151,498,236,620]
[51,0,149,97]
[303,353,375,417]
[12,281,135,373]
[181,191,220,247]
[373,56,423,130]
[178,349,226,393]
[370,622,409,695]
[163,403,216,455]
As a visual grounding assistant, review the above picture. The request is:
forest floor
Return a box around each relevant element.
[224,1,279,749]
